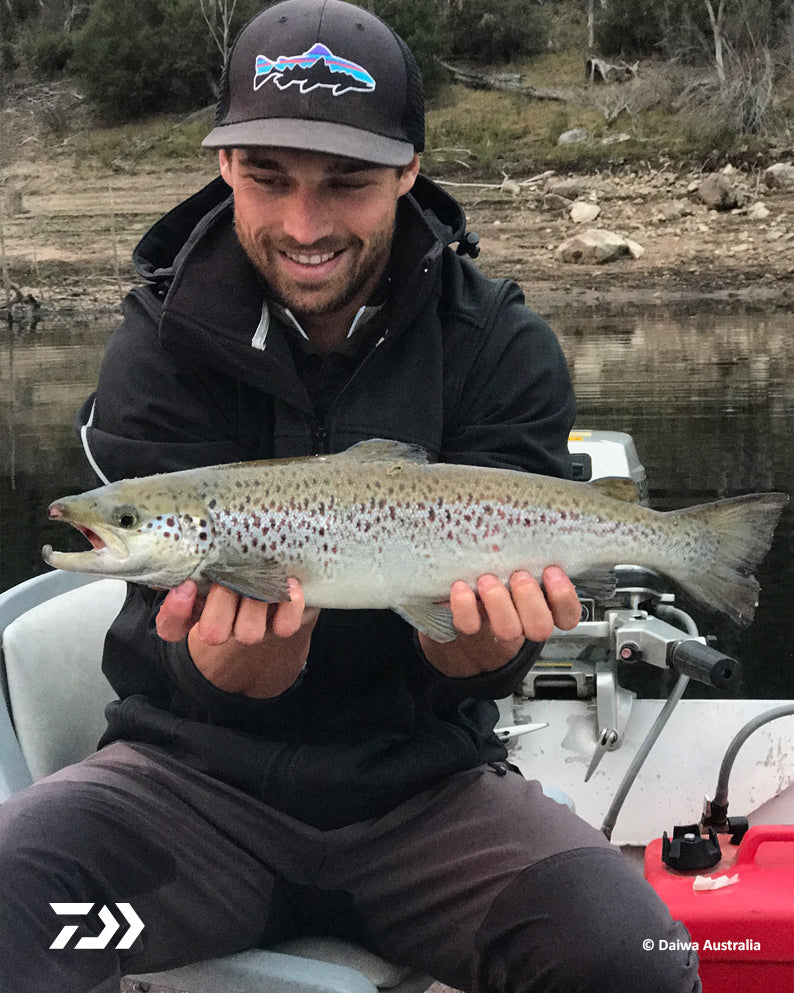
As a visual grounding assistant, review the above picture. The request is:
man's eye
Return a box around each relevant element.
[329,180,369,192]
[252,173,288,189]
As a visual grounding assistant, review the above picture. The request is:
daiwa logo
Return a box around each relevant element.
[253,43,376,95]
[49,902,144,950]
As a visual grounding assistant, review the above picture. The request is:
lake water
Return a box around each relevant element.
[2,301,792,697]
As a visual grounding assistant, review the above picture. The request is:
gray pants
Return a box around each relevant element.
[0,743,700,993]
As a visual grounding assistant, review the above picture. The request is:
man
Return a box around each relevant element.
[0,2,701,991]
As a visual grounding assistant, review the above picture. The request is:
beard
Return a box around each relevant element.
[234,218,395,322]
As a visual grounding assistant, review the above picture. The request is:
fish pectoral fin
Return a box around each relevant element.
[393,600,458,643]
[202,560,291,603]
[570,568,617,602]
[338,439,430,465]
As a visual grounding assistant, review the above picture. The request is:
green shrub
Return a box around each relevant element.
[370,0,448,98]
[445,0,550,64]
[20,29,74,76]
[71,0,215,121]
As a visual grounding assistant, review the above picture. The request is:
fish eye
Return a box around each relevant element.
[114,506,139,530]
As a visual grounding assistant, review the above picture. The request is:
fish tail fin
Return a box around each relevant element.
[675,492,787,627]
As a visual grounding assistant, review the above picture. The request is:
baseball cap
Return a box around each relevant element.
[202,0,425,166]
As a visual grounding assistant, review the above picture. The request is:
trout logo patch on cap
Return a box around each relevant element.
[253,43,376,96]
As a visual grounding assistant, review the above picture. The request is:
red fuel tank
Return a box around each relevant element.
[644,825,794,992]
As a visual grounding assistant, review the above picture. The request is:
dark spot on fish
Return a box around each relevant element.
[166,517,176,527]
[199,532,208,541]
[389,506,396,520]
[428,507,435,521]
[199,520,207,528]
[184,514,192,524]
[208,500,217,509]
[318,527,325,537]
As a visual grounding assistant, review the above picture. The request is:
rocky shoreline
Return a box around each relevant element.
[3,157,794,326]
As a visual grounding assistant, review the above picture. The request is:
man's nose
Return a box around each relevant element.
[281,188,334,246]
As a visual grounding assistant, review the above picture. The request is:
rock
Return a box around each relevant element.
[697,173,739,211]
[657,199,693,222]
[570,201,601,224]
[545,178,589,199]
[764,163,794,190]
[557,229,644,265]
[746,201,771,220]
[600,132,632,145]
[557,127,590,145]
[500,177,521,197]
[542,193,574,212]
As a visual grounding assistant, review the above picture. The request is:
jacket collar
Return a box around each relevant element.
[138,173,466,408]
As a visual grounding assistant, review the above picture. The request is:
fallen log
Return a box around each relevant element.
[585,57,639,84]
[438,60,569,102]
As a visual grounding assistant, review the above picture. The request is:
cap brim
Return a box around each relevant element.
[202,118,415,167]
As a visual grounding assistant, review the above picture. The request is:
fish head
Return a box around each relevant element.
[42,475,212,589]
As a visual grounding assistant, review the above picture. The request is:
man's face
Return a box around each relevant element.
[219,147,419,331]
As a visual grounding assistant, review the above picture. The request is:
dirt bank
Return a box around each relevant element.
[3,155,794,322]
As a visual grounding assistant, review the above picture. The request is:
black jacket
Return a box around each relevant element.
[77,173,577,829]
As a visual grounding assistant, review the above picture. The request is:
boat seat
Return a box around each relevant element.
[0,572,430,993]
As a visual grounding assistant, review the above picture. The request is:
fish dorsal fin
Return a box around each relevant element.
[337,439,430,465]
[589,476,642,504]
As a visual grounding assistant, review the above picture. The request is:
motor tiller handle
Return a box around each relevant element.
[670,640,741,689]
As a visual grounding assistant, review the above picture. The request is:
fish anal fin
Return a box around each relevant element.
[589,476,642,503]
[394,600,458,643]
[203,560,291,602]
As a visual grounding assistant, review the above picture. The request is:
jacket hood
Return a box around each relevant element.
[132,172,469,286]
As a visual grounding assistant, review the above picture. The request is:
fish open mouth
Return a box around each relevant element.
[75,525,107,552]
[43,502,130,569]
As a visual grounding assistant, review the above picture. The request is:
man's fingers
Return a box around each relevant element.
[541,565,582,631]
[156,580,200,642]
[195,584,243,645]
[232,595,274,646]
[193,580,315,646]
[476,575,524,642]
[269,578,319,638]
[448,580,482,636]
[508,571,555,643]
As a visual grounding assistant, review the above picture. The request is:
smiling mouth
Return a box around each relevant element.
[284,249,340,267]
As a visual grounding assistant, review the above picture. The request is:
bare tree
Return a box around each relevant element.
[200,0,239,67]
[704,0,727,84]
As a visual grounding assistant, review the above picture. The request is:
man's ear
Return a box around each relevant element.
[397,154,421,197]
[219,148,234,186]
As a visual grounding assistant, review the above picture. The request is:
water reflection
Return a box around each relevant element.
[552,305,794,698]
[2,303,792,696]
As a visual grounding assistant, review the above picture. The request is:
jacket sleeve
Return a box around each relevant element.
[440,258,576,479]
[76,286,272,714]
[78,287,249,483]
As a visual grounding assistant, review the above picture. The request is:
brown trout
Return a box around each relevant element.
[42,439,787,640]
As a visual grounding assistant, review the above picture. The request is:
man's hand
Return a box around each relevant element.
[156,579,319,698]
[418,566,581,679]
